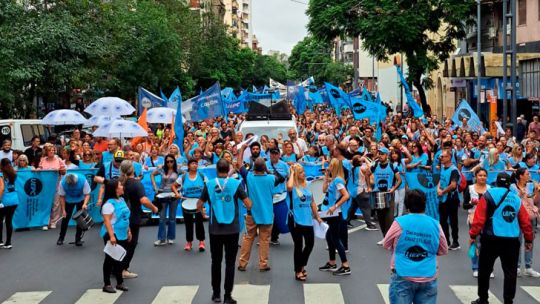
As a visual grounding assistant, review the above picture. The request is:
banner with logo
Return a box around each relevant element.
[12,170,59,229]
[452,99,487,134]
[138,87,165,115]
[404,172,440,220]
[324,82,351,117]
[350,97,386,124]
[191,82,226,121]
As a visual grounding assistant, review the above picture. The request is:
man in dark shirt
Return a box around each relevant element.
[119,160,158,280]
[23,136,42,165]
[197,159,251,304]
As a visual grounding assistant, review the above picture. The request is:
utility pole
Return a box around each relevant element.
[353,37,359,89]
[502,0,517,135]
[476,0,482,119]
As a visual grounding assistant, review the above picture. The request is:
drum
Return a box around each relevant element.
[272,192,288,204]
[374,192,393,210]
[72,209,94,231]
[182,198,199,214]
[273,200,289,233]
[308,178,325,206]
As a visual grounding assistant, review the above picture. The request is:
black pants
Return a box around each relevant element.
[375,200,394,237]
[184,210,205,242]
[0,205,17,245]
[271,218,280,241]
[339,217,348,250]
[439,197,459,244]
[288,221,315,273]
[210,233,239,297]
[347,193,375,226]
[325,214,347,263]
[103,235,128,286]
[477,235,520,304]
[123,223,139,271]
[59,202,83,242]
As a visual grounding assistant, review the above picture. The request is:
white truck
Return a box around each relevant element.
[0,120,51,151]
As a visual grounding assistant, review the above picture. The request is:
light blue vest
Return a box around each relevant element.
[208,178,241,224]
[266,160,289,195]
[439,165,459,203]
[104,162,120,180]
[395,214,440,278]
[289,187,313,226]
[61,174,85,203]
[181,173,205,198]
[100,198,131,241]
[2,177,18,206]
[485,188,522,238]
[373,162,394,192]
[246,172,275,224]
[321,177,346,212]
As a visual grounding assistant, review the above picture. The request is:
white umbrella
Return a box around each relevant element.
[84,97,136,116]
[93,120,148,138]
[146,107,176,124]
[41,109,88,125]
[83,115,121,127]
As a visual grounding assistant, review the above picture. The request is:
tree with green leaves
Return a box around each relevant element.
[307,0,475,115]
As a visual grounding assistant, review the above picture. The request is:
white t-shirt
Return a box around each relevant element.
[293,138,308,154]
[102,202,117,225]
[0,150,13,162]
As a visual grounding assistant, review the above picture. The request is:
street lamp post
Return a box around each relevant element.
[476,0,482,119]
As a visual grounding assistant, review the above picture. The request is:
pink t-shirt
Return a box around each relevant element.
[39,156,65,170]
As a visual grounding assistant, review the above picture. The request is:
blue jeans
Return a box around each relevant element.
[519,225,534,268]
[389,273,438,304]
[157,197,178,241]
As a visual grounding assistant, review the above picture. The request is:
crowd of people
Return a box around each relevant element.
[0,103,539,304]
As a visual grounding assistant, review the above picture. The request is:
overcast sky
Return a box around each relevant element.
[252,0,309,55]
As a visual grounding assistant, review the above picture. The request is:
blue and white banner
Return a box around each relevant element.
[396,66,424,118]
[452,99,487,134]
[350,96,386,124]
[191,82,226,121]
[138,87,165,115]
[404,172,440,220]
[324,82,351,117]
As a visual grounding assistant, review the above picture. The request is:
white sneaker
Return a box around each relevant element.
[122,270,138,279]
[154,240,167,246]
[377,239,384,246]
[517,268,522,277]
[42,226,49,231]
[473,271,478,278]
[50,224,56,229]
[490,272,495,279]
[167,239,174,245]
[524,268,540,278]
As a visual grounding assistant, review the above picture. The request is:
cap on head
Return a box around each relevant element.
[496,172,511,188]
[114,150,125,162]
[378,147,390,154]
[269,148,281,155]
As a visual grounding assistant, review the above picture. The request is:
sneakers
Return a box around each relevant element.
[365,225,379,231]
[122,270,138,279]
[167,239,175,245]
[102,285,116,293]
[490,272,495,279]
[154,240,167,246]
[319,262,337,272]
[223,295,237,304]
[199,240,206,252]
[184,242,193,251]
[473,270,478,278]
[75,240,83,247]
[116,284,128,291]
[333,266,351,276]
[377,239,384,246]
[347,222,354,228]
[471,299,489,304]
[524,268,540,278]
[50,224,56,229]
[212,294,221,303]
[270,239,280,246]
[56,238,64,246]
[449,242,461,250]
[517,268,522,277]
[42,226,49,231]
[2,244,12,249]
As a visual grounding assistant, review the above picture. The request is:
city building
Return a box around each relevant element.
[428,0,540,121]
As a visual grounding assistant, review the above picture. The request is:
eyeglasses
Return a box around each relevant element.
[166,160,175,163]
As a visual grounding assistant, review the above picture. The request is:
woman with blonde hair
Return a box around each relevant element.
[319,158,351,276]
[39,143,66,230]
[287,164,322,281]
[506,145,524,169]
[480,148,506,172]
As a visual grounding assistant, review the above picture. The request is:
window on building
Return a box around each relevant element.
[518,0,526,25]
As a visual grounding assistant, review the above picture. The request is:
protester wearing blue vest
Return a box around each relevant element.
[383,190,448,304]
[239,158,278,272]
[287,164,322,281]
[101,139,120,165]
[480,148,507,172]
[346,155,377,230]
[57,173,91,246]
[95,150,125,206]
[265,148,289,245]
[437,149,461,250]
[470,173,534,304]
[197,159,251,304]
[0,159,18,249]
[101,180,131,294]
[319,158,351,276]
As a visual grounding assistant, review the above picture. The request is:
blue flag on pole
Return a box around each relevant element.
[286,81,297,100]
[138,87,164,115]
[174,91,184,156]
[324,82,351,117]
[160,89,168,105]
[452,99,487,134]
[348,88,361,98]
[294,86,307,115]
[191,82,226,122]
[307,85,323,104]
[396,66,424,118]
[167,87,182,110]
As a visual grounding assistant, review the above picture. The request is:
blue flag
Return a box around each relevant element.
[348,88,361,98]
[138,87,164,115]
[191,82,226,122]
[350,96,386,123]
[160,89,168,104]
[374,93,383,141]
[287,80,298,100]
[452,99,487,134]
[307,85,323,104]
[222,88,245,114]
[324,82,351,117]
[174,91,184,156]
[167,87,182,110]
[396,66,424,118]
[294,86,307,115]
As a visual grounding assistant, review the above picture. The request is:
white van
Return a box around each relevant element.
[237,118,297,140]
[0,120,51,151]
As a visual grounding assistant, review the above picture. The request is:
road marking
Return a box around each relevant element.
[522,286,540,303]
[377,284,390,304]
[450,285,502,304]
[304,283,345,304]
[232,284,270,304]
[75,289,122,304]
[151,286,198,304]
[2,291,51,304]
[347,224,367,234]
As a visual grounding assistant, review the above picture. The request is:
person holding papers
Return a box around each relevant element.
[319,158,351,276]
[101,180,131,294]
[286,164,322,281]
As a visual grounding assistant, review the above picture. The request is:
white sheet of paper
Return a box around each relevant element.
[236,135,259,149]
[313,220,329,239]
[104,241,127,261]
[318,210,339,219]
